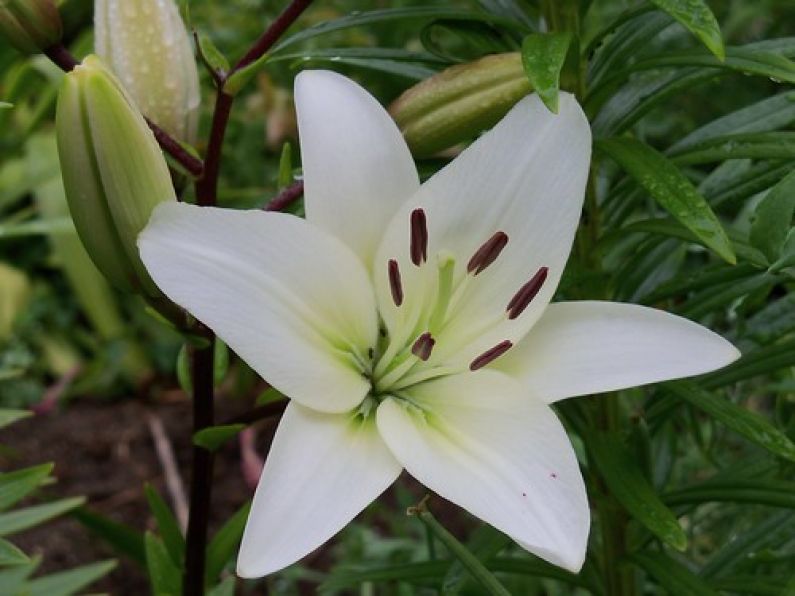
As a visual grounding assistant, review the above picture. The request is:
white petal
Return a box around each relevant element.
[295,70,420,268]
[139,203,378,413]
[495,301,740,403]
[237,402,402,578]
[374,93,592,368]
[376,370,589,572]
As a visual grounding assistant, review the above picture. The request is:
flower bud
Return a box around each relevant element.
[55,55,177,299]
[95,0,200,144]
[0,0,62,54]
[389,53,532,158]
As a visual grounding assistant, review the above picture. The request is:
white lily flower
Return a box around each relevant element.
[138,71,740,578]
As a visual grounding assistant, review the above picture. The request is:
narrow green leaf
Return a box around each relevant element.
[176,344,191,395]
[647,0,724,59]
[0,464,53,511]
[597,138,736,264]
[410,503,511,596]
[630,551,717,596]
[207,576,236,596]
[277,142,293,190]
[520,32,571,113]
[589,433,687,551]
[0,538,29,566]
[0,559,39,593]
[664,480,795,508]
[670,132,795,165]
[196,31,230,76]
[750,169,795,262]
[145,532,181,596]
[71,508,146,566]
[193,424,246,452]
[205,501,250,583]
[0,409,32,428]
[443,525,512,594]
[701,339,795,389]
[321,561,448,591]
[223,53,270,97]
[0,102,12,109]
[144,485,186,566]
[666,380,795,462]
[26,560,117,596]
[0,497,85,537]
[214,339,229,386]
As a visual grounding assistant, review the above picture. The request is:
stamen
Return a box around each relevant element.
[467,231,509,275]
[388,259,403,306]
[470,340,513,371]
[506,267,548,320]
[411,332,435,361]
[410,208,428,266]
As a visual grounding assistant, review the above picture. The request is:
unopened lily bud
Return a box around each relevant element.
[95,0,200,144]
[55,55,176,299]
[0,0,62,54]
[389,53,531,157]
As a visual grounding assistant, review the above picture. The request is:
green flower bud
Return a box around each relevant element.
[0,0,62,54]
[389,53,532,158]
[95,0,200,144]
[55,55,177,299]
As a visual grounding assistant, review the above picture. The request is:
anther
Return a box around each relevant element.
[470,340,513,371]
[410,208,428,266]
[388,259,403,306]
[467,231,509,275]
[411,332,435,361]
[506,267,548,320]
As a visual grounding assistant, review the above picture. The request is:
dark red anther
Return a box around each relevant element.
[469,340,513,371]
[506,267,548,320]
[410,208,428,266]
[467,231,509,275]
[388,259,403,306]
[411,332,435,361]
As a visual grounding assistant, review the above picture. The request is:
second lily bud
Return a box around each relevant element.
[0,0,62,54]
[55,55,177,300]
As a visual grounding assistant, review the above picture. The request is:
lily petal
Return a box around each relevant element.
[139,203,378,413]
[295,70,420,268]
[495,301,740,403]
[237,402,402,578]
[376,370,589,572]
[374,93,591,367]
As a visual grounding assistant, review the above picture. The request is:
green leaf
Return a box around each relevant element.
[630,551,717,595]
[664,480,795,509]
[750,169,795,262]
[520,32,571,113]
[0,102,12,109]
[26,560,117,596]
[670,132,795,165]
[321,561,448,591]
[410,503,511,596]
[71,508,146,566]
[0,408,32,428]
[443,525,512,594]
[649,0,724,59]
[176,344,191,395]
[205,501,250,583]
[0,538,29,566]
[666,380,795,462]
[214,339,229,386]
[0,497,85,537]
[700,339,795,389]
[144,485,185,566]
[0,464,53,511]
[193,424,246,452]
[207,576,236,596]
[145,532,182,596]
[597,138,736,264]
[278,142,293,190]
[0,560,39,593]
[589,433,687,551]
[223,52,270,96]
[195,31,230,77]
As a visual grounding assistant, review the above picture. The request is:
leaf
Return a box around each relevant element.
[144,485,185,566]
[0,464,53,511]
[26,560,117,596]
[520,32,572,113]
[670,132,795,165]
[649,0,724,59]
[0,497,85,537]
[750,169,795,262]
[443,524,512,593]
[145,532,181,596]
[193,424,246,452]
[195,31,229,77]
[664,480,795,509]
[0,102,12,109]
[71,508,146,566]
[597,138,736,264]
[321,561,448,591]
[410,504,511,596]
[205,501,250,584]
[214,339,229,386]
[0,409,32,429]
[223,52,270,96]
[665,380,795,462]
[588,433,687,551]
[630,551,718,595]
[0,538,29,566]
[207,576,236,596]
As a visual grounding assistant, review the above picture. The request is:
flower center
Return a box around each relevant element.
[362,208,549,399]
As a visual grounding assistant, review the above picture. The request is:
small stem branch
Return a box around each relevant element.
[264,181,304,212]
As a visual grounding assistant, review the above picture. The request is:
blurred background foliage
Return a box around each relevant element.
[2,0,795,594]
